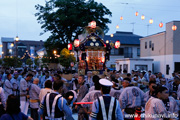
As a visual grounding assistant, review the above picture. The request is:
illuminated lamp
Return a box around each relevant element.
[141,15,145,20]
[149,18,153,24]
[120,16,123,20]
[135,11,139,16]
[74,39,80,47]
[159,22,163,28]
[115,41,120,49]
[68,43,72,51]
[90,21,96,29]
[172,25,177,31]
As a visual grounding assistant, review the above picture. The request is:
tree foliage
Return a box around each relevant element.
[2,57,22,67]
[26,58,33,67]
[35,0,112,56]
[41,56,50,64]
[58,48,76,68]
[34,58,40,67]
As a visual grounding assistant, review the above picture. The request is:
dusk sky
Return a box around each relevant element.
[0,0,180,42]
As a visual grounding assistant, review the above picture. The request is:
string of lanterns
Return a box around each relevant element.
[113,4,177,37]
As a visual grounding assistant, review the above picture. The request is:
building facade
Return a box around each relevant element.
[103,31,142,69]
[1,37,44,60]
[140,21,180,78]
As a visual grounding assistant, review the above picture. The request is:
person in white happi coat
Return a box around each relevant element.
[119,78,145,119]
[145,85,178,120]
[10,72,20,96]
[85,71,94,89]
[39,80,53,102]
[81,75,102,115]
[29,78,41,120]
[174,75,180,100]
[110,75,123,100]
[144,81,157,102]
[3,73,13,99]
[0,87,6,117]
[71,73,79,90]
[20,73,33,115]
[40,71,52,88]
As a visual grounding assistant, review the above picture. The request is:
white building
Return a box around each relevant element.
[103,31,142,69]
[140,21,180,78]
[115,58,153,73]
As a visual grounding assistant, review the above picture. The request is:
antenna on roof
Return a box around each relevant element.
[130,22,135,33]
[146,24,150,35]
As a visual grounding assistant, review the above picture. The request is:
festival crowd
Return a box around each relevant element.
[0,67,180,120]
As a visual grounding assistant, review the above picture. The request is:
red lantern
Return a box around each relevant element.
[120,16,123,20]
[68,43,72,50]
[74,39,79,47]
[135,11,139,16]
[115,41,120,49]
[172,25,177,31]
[159,22,163,28]
[90,21,96,28]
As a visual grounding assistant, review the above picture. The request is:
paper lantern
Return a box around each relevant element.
[74,39,80,47]
[135,11,139,16]
[116,25,119,29]
[115,41,120,49]
[101,57,105,63]
[68,43,72,51]
[149,18,153,24]
[106,40,109,44]
[120,16,123,20]
[110,34,114,37]
[53,50,57,54]
[172,25,177,31]
[141,15,145,20]
[90,21,96,29]
[159,22,163,28]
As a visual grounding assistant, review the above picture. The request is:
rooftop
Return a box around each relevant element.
[103,31,142,45]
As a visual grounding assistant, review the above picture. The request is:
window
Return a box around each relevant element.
[119,48,124,55]
[152,43,154,51]
[111,64,115,68]
[124,47,133,58]
[110,48,123,55]
[145,42,147,49]
[166,65,170,75]
[137,48,140,56]
[119,65,122,71]
[135,65,147,71]
[149,41,151,48]
[123,64,128,71]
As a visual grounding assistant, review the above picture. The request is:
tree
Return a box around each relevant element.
[0,59,2,65]
[2,57,22,67]
[35,0,112,56]
[34,58,40,67]
[58,48,76,68]
[26,58,33,67]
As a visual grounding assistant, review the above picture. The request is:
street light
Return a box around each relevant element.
[11,43,14,47]
[15,36,19,42]
[53,50,57,54]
